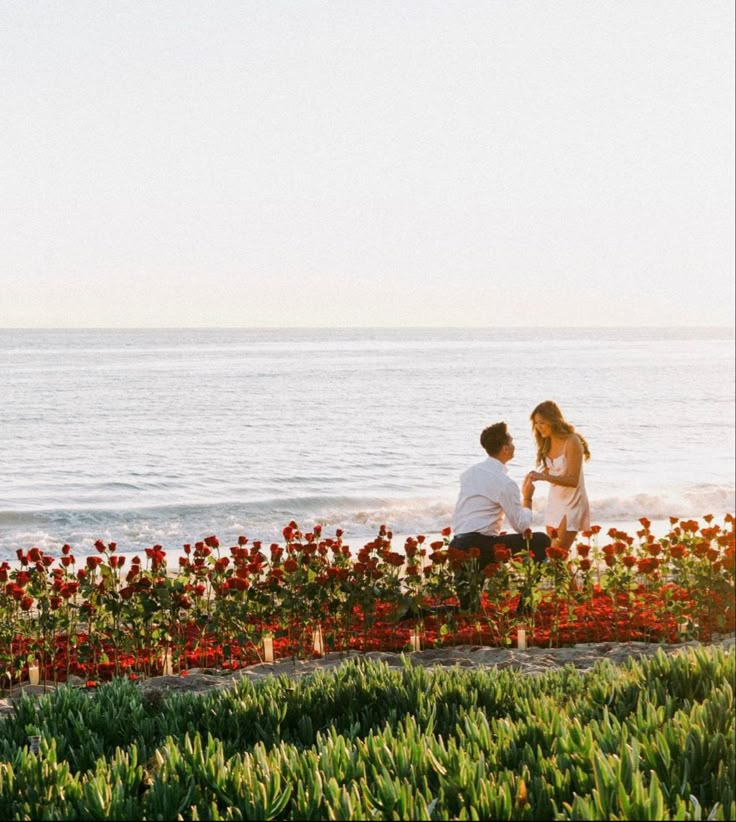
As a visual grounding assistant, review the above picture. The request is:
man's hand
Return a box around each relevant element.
[521,474,535,506]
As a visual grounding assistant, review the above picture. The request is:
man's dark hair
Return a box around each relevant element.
[480,422,510,456]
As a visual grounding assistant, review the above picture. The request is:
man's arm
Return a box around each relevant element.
[521,473,535,507]
[500,476,534,534]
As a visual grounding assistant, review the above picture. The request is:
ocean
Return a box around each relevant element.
[1,327,733,559]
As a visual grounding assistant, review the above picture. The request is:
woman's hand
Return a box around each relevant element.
[527,470,547,482]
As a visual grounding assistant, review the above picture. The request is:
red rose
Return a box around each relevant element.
[546,545,569,561]
[493,545,512,563]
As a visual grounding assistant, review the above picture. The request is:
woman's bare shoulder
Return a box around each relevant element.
[566,433,584,451]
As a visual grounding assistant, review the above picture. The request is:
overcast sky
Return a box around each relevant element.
[1,1,733,328]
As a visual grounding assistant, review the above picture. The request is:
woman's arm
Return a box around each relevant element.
[529,436,583,488]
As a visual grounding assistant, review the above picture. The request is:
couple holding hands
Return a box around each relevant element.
[449,400,591,574]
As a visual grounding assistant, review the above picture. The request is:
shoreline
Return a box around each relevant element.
[3,516,723,571]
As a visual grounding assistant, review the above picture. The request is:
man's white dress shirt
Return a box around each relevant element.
[451,457,533,536]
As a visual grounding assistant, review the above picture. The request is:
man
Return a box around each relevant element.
[450,422,550,604]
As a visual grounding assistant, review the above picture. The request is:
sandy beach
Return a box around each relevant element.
[3,635,732,713]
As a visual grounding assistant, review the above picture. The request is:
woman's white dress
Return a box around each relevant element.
[544,442,590,532]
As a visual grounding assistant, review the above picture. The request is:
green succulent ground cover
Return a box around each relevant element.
[0,645,733,820]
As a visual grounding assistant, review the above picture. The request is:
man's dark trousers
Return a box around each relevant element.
[449,531,550,567]
[449,531,551,611]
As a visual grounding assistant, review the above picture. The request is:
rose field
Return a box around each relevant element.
[1,515,733,686]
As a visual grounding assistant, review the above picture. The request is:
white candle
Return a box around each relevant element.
[162,651,174,676]
[410,627,421,652]
[28,664,40,686]
[262,634,274,663]
[517,628,527,651]
[312,624,325,656]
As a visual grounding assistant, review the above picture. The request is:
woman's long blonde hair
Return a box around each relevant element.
[531,400,591,468]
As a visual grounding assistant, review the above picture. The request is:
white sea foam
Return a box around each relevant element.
[1,484,733,559]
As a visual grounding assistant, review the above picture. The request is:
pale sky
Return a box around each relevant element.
[1,0,734,328]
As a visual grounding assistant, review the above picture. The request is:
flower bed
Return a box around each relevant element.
[1,515,733,685]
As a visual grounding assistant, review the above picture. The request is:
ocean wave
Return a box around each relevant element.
[591,486,736,522]
[0,485,733,560]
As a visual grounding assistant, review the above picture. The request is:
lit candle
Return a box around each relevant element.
[312,624,325,656]
[28,664,40,686]
[262,634,274,663]
[162,651,174,676]
[410,627,421,652]
[517,628,527,651]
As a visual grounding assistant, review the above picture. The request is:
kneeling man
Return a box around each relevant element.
[450,422,550,606]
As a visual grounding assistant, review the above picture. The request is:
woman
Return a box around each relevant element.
[528,401,591,550]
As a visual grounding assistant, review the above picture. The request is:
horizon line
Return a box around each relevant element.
[0,324,734,332]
